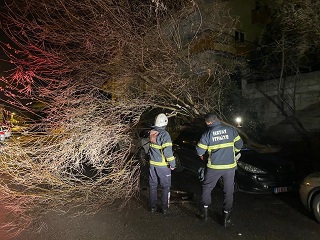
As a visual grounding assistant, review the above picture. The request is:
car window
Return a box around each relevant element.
[174,131,201,147]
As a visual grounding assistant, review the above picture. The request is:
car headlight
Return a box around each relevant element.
[238,162,267,174]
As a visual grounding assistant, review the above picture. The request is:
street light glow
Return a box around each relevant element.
[235,117,242,127]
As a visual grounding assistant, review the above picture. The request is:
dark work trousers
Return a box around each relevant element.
[149,166,171,210]
[201,168,235,212]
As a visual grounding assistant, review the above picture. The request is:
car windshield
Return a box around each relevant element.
[174,131,202,147]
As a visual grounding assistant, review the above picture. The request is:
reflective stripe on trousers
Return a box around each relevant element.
[149,166,171,210]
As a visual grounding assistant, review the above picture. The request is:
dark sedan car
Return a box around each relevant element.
[173,129,297,194]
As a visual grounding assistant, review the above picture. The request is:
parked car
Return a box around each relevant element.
[132,128,150,166]
[299,172,320,223]
[172,129,297,194]
[0,125,12,141]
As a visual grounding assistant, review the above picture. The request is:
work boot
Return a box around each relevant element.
[200,206,208,221]
[223,210,232,227]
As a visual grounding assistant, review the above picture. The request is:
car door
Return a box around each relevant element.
[174,131,205,173]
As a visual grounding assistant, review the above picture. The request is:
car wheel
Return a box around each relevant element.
[137,148,148,167]
[312,194,320,223]
[174,153,184,172]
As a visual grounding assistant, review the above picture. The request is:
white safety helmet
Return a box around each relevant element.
[154,113,168,127]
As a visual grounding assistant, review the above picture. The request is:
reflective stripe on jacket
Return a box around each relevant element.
[196,121,243,170]
[149,126,176,168]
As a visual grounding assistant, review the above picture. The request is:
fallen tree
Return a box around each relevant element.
[0,0,242,237]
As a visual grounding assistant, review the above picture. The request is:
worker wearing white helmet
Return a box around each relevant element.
[148,113,176,214]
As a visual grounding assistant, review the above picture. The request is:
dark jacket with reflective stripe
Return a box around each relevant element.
[149,126,176,168]
[196,121,243,170]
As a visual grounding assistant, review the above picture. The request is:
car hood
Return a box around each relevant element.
[239,149,294,174]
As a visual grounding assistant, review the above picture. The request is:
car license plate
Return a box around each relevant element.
[274,186,290,194]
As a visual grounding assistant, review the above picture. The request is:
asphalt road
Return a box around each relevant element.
[14,169,320,240]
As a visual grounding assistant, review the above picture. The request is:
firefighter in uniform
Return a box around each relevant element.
[148,113,176,214]
[196,113,243,227]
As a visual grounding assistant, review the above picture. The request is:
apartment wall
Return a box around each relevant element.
[242,71,320,131]
[228,0,266,42]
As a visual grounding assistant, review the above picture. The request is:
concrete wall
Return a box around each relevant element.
[242,71,320,131]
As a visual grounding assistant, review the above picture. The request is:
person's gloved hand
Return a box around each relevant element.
[198,167,205,181]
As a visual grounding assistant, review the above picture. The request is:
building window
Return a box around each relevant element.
[255,1,261,10]
[235,31,245,43]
